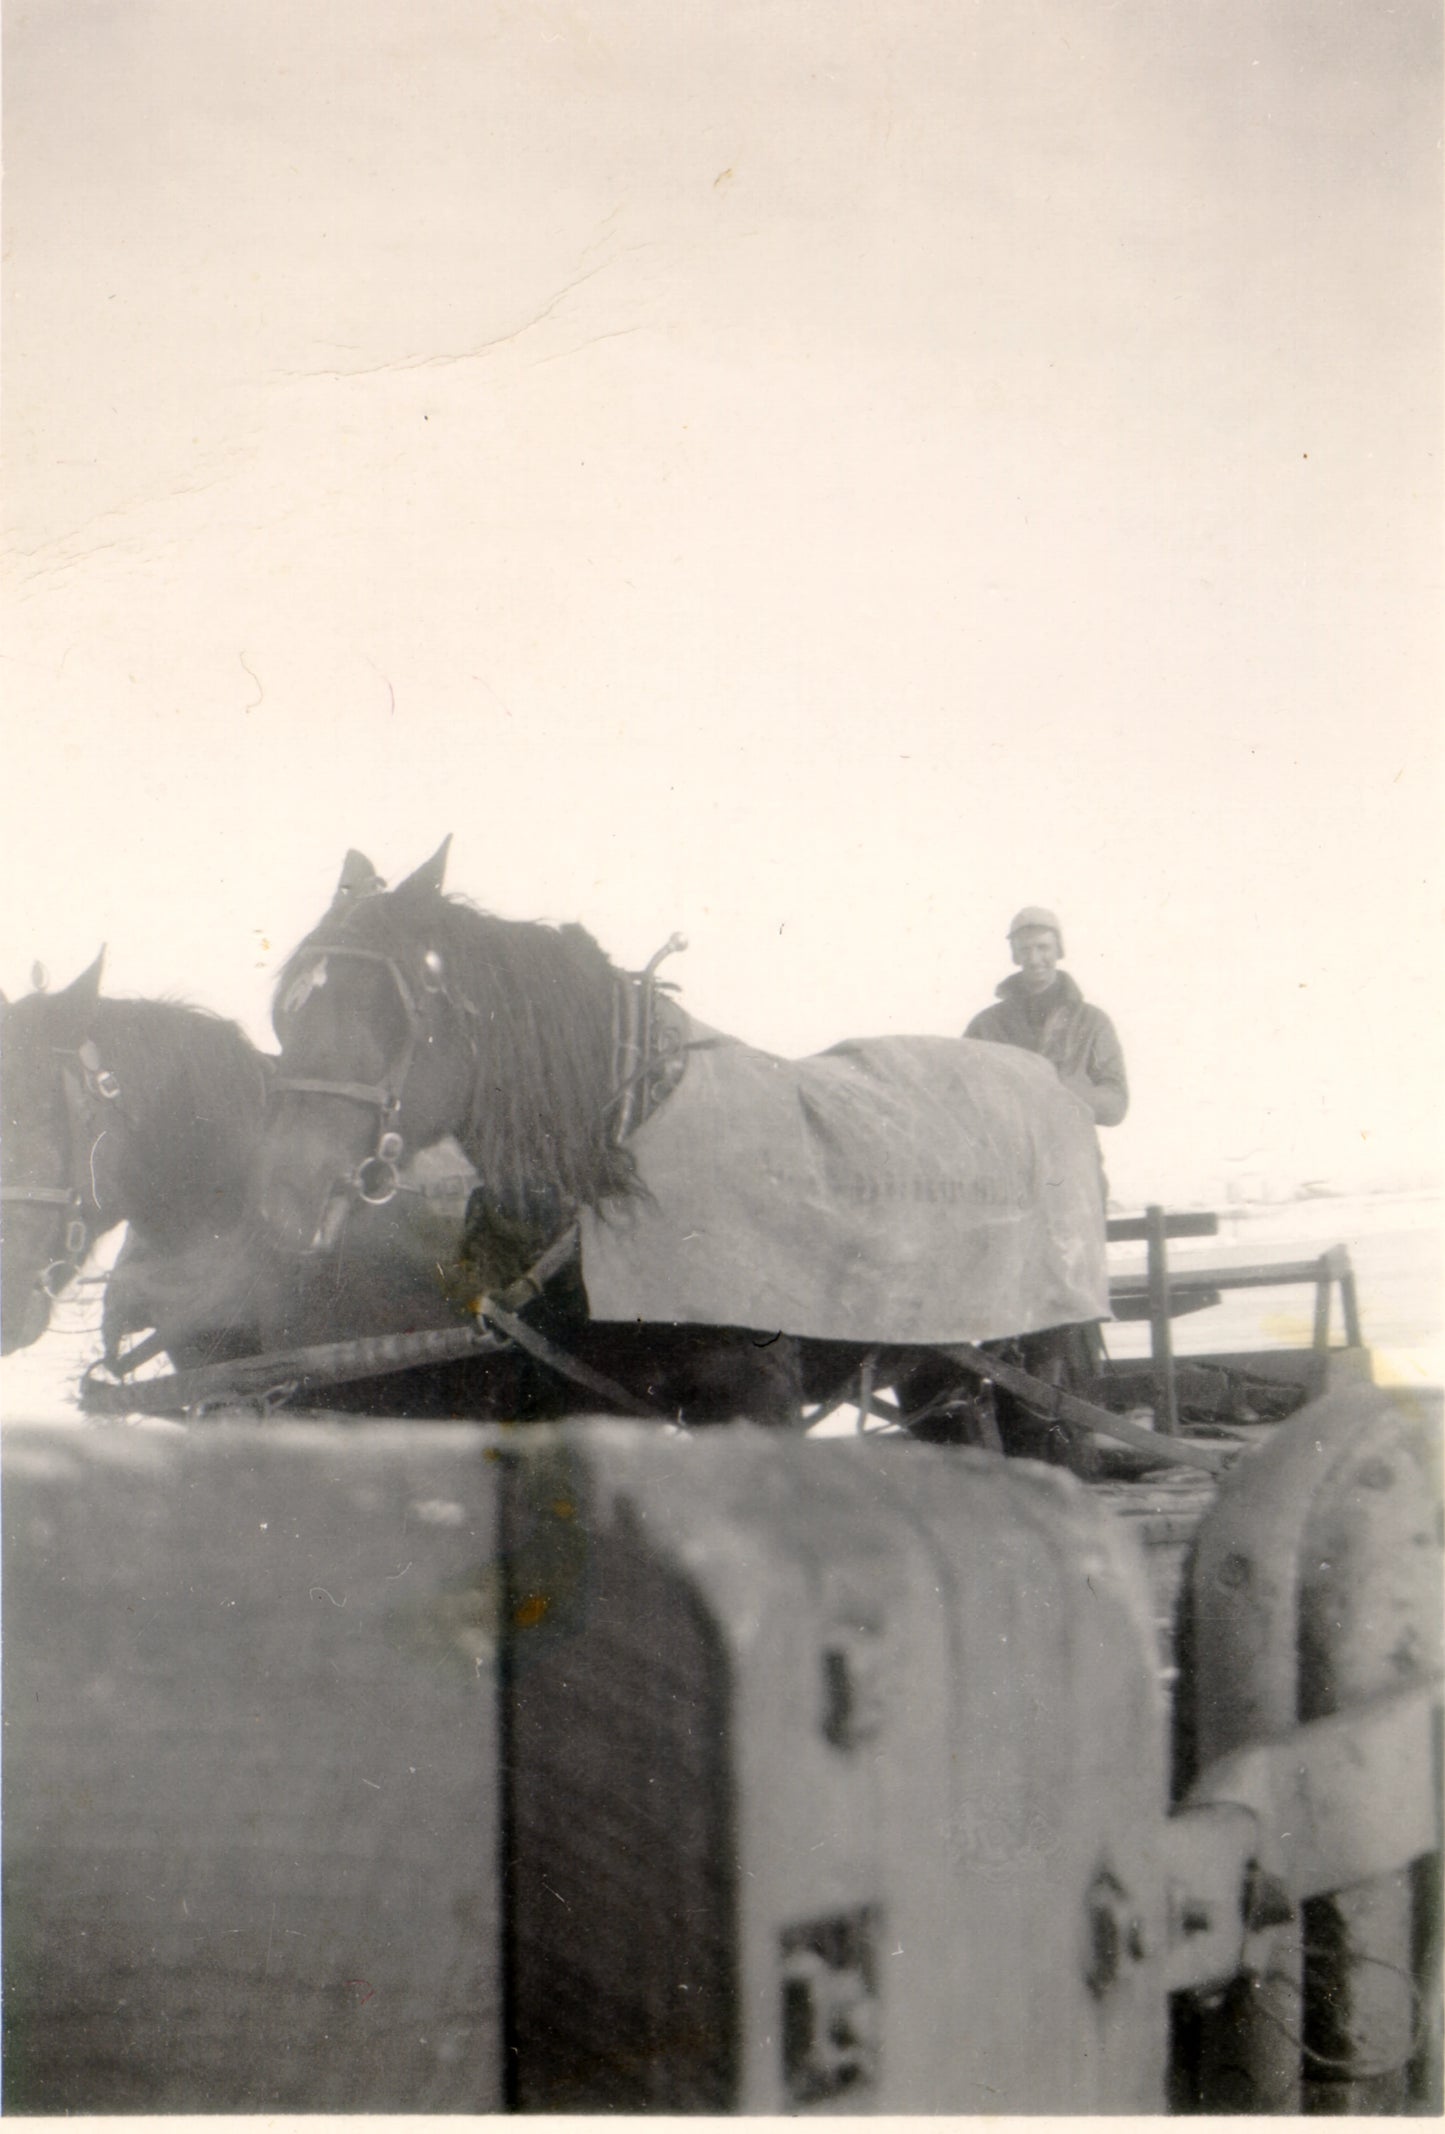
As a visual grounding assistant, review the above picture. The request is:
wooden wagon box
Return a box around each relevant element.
[4,1400,1439,2114]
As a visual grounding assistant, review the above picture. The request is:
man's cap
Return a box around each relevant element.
[1007,906,1064,952]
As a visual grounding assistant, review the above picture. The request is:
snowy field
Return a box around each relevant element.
[2,1190,1440,1428]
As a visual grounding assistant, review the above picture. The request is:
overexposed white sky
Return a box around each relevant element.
[4,0,1440,1205]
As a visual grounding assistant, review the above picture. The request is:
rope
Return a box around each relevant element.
[1249,1943,1433,2085]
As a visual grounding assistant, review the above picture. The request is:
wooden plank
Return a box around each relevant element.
[1107,1212,1220,1243]
[1165,1258,1328,1293]
[1116,1258,1341,1299]
[1110,1286,1223,1322]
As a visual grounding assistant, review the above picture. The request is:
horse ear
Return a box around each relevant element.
[394,836,452,901]
[51,948,105,1023]
[331,849,386,907]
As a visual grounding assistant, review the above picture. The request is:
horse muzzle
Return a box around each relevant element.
[260,1140,407,1257]
[257,1162,350,1259]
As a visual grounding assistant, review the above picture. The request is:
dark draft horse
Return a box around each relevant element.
[0,954,270,1366]
[259,840,831,1426]
[1,859,496,1403]
[257,839,1080,1443]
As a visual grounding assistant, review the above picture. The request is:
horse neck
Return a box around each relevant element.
[446,921,637,1216]
[93,1002,266,1250]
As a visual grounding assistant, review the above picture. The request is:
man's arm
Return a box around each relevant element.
[1067,1011,1128,1126]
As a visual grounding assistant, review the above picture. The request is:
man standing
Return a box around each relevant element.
[965,907,1128,1128]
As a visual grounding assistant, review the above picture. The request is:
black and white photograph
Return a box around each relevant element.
[2,0,1441,2116]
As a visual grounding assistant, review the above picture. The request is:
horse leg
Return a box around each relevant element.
[667,1326,805,1428]
[890,1349,1007,1448]
[564,1322,805,1427]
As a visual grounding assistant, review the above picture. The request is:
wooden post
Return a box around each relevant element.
[1323,1244,1364,1347]
[1310,1252,1334,1399]
[1144,1204,1179,1436]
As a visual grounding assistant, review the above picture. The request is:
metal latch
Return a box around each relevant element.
[1160,1677,1442,1996]
[820,1623,887,1748]
[780,1907,880,2105]
[818,1571,890,1750]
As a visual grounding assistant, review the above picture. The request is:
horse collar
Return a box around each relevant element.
[607,974,690,1143]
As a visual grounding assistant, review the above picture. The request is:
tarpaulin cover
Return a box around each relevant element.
[578,1022,1110,1344]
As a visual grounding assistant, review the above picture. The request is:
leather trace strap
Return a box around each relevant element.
[76,1218,670,1421]
[81,1321,509,1417]
[474,1297,662,1420]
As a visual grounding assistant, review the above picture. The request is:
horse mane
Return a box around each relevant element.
[88,997,271,1236]
[277,889,640,1217]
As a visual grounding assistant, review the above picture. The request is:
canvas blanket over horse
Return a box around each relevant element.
[578,1021,1109,1345]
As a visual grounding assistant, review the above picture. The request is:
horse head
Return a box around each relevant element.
[259,840,483,1255]
[259,840,638,1283]
[0,951,111,1351]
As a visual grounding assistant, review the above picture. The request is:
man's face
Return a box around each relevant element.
[1011,926,1060,992]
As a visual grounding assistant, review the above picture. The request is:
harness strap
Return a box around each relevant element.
[270,1074,400,1111]
[475,1298,663,1420]
[80,1321,508,1417]
[491,1222,582,1307]
[3,1049,120,1293]
[605,934,694,1144]
[392,1172,482,1203]
[943,1344,1236,1474]
[270,944,424,1142]
[610,973,644,1142]
[77,1223,591,1409]
[106,1328,171,1377]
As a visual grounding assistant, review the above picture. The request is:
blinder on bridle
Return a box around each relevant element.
[270,944,461,1210]
[0,1039,122,1298]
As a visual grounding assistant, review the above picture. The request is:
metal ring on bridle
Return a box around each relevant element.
[355,1130,405,1205]
[41,1258,78,1300]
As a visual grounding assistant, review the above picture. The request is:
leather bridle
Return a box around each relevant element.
[270,944,476,1209]
[268,930,698,1236]
[1,1040,121,1300]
